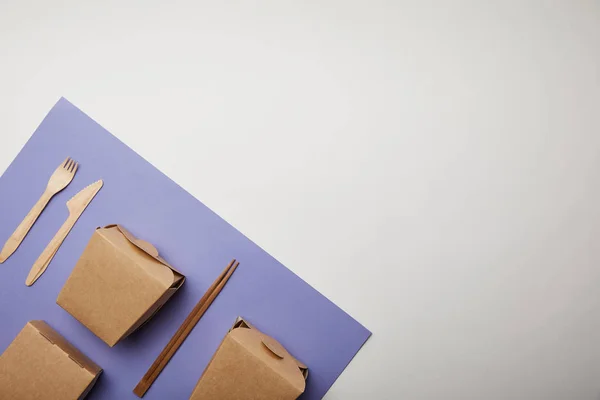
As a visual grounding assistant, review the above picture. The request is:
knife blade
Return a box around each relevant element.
[25,180,103,286]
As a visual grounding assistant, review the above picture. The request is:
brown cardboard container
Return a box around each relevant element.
[189,317,308,400]
[0,320,102,400]
[57,224,185,347]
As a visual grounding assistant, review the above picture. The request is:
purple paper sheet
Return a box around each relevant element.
[0,98,370,399]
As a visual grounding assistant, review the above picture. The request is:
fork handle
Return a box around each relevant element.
[25,213,76,286]
[0,190,53,263]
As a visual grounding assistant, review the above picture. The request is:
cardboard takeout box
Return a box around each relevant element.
[0,320,102,400]
[189,317,308,400]
[57,224,185,347]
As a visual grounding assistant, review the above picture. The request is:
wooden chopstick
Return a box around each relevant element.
[133,259,240,398]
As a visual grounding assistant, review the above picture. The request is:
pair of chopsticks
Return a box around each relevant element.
[133,259,240,398]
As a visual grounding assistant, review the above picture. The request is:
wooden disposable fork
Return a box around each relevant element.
[0,157,78,263]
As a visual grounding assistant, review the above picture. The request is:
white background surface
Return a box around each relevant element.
[1,1,600,399]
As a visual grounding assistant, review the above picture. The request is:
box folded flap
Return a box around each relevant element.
[29,320,102,376]
[231,317,308,384]
[103,224,185,288]
[189,317,308,399]
[57,225,186,347]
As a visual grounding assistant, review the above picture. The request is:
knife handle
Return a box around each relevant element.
[0,190,53,263]
[26,214,76,286]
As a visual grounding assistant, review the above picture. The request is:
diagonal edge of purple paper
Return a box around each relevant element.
[0,98,371,399]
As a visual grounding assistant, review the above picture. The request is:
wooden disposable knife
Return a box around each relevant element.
[25,180,103,286]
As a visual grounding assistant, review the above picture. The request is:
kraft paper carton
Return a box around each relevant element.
[57,224,185,347]
[189,318,308,400]
[0,320,102,400]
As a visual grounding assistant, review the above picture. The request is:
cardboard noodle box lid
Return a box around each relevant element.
[189,317,308,400]
[0,320,102,400]
[57,224,185,347]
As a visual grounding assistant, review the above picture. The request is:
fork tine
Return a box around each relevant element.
[71,162,79,175]
[62,157,71,168]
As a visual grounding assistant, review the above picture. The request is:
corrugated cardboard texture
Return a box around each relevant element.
[57,225,185,347]
[189,318,307,400]
[0,320,102,400]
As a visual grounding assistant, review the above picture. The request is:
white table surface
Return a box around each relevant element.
[1,1,600,399]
